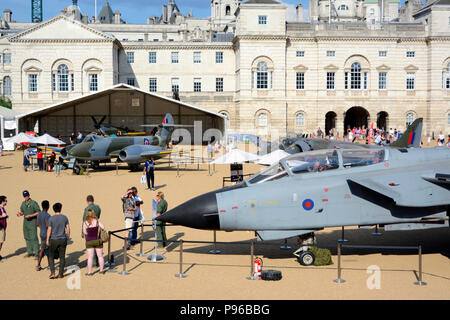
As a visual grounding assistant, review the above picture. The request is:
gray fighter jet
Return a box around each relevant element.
[157,144,450,265]
[51,113,180,173]
[281,118,423,154]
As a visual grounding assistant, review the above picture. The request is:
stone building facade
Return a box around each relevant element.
[0,0,449,137]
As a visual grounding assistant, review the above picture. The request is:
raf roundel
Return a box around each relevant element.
[302,199,314,211]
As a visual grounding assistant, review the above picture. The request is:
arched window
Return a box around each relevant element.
[256,61,268,89]
[406,112,415,126]
[445,62,450,89]
[3,76,11,96]
[225,5,231,16]
[58,64,69,92]
[338,5,349,10]
[296,113,305,126]
[258,113,268,127]
[369,8,375,15]
[350,62,361,89]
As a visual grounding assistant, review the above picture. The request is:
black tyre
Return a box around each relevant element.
[261,270,282,281]
[73,165,81,175]
[298,250,315,266]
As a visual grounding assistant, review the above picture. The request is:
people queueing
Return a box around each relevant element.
[17,190,40,258]
[36,200,51,271]
[121,188,137,250]
[83,210,105,276]
[143,157,156,191]
[82,195,101,267]
[47,202,70,279]
[0,195,8,262]
[155,192,168,248]
[130,187,143,245]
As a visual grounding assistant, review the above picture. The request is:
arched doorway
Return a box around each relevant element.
[377,111,388,131]
[325,111,337,136]
[344,107,369,131]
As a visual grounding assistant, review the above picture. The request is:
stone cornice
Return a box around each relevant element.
[289,36,450,42]
[293,64,309,72]
[123,43,233,50]
[10,39,115,44]
[404,64,419,71]
[324,64,339,71]
[376,64,391,71]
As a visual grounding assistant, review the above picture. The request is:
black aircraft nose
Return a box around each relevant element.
[156,183,247,230]
[157,190,220,230]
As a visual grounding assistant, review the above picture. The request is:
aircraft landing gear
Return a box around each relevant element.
[293,232,316,266]
[73,165,81,175]
[92,161,100,169]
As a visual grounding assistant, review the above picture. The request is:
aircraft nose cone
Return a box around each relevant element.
[157,191,220,230]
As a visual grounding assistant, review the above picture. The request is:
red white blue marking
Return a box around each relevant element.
[302,199,314,211]
[408,131,415,145]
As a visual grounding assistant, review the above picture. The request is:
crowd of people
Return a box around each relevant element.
[313,126,450,147]
[0,187,169,279]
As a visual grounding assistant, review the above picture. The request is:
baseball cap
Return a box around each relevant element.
[22,190,30,197]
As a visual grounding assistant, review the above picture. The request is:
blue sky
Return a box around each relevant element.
[2,0,415,24]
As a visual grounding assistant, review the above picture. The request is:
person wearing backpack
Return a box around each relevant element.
[82,210,106,276]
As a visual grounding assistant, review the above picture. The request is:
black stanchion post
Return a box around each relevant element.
[175,240,187,278]
[107,232,111,264]
[338,226,349,243]
[334,242,345,283]
[414,245,427,286]
[209,230,221,254]
[247,240,258,280]
[118,237,130,275]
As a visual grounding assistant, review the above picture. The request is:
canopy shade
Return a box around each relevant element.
[6,132,37,144]
[255,149,290,165]
[34,133,66,145]
[211,148,259,164]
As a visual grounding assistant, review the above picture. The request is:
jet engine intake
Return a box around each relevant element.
[119,145,158,163]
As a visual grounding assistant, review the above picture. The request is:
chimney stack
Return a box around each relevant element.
[3,9,12,23]
[309,0,318,21]
[296,3,303,21]
[114,11,121,24]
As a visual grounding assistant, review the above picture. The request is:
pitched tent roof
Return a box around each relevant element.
[16,83,226,120]
[16,83,227,142]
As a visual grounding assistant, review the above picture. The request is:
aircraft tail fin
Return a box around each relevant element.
[390,118,423,148]
[160,113,175,146]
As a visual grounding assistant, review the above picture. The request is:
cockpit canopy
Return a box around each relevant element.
[82,134,102,143]
[246,149,387,185]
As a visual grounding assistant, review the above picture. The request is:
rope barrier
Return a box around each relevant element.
[106,223,425,285]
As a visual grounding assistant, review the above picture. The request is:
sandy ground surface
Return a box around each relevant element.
[0,147,449,300]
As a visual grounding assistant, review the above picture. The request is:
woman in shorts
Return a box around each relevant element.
[82,210,105,275]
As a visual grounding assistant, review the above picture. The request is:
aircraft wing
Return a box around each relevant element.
[140,149,177,158]
[38,146,63,153]
[347,171,450,208]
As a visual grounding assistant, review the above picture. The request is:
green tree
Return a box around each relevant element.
[0,96,12,109]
